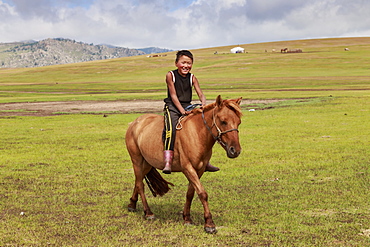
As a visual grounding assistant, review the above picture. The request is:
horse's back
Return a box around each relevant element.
[127,113,162,134]
[126,114,163,143]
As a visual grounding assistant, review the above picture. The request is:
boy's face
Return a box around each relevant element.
[175,55,193,77]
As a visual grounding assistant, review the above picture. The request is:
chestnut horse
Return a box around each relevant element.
[125,95,242,233]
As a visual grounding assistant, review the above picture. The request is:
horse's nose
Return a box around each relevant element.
[228,146,241,158]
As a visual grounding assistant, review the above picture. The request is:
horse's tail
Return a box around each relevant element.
[144,167,174,197]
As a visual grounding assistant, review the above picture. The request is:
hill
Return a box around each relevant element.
[0,38,170,68]
[0,37,369,103]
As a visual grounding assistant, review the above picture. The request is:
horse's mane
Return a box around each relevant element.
[224,100,243,118]
[192,102,215,115]
[191,99,243,118]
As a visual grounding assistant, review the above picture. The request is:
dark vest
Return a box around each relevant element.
[164,70,193,104]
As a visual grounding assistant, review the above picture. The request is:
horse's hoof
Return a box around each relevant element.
[184,222,195,226]
[204,226,217,234]
[128,207,137,212]
[145,215,156,220]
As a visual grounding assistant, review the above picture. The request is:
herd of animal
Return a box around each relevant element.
[280,48,303,53]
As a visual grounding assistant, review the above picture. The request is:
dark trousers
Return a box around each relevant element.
[163,103,190,151]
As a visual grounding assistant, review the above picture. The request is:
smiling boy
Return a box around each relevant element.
[162,50,219,174]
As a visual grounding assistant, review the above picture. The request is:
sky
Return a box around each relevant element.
[0,0,369,50]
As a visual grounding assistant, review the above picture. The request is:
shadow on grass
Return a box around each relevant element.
[126,200,206,226]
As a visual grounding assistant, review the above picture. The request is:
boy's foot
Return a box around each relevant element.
[162,166,171,174]
[162,150,174,174]
[205,163,220,172]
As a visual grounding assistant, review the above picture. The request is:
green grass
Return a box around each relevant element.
[1,37,370,246]
[1,96,369,246]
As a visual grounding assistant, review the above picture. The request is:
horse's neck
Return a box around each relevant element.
[190,109,217,146]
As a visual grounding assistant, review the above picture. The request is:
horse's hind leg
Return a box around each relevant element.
[128,159,141,212]
[128,158,154,219]
[128,188,138,212]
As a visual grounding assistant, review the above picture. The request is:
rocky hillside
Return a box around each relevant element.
[0,38,160,68]
[138,47,172,54]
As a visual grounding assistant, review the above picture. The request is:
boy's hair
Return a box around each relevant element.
[176,50,193,63]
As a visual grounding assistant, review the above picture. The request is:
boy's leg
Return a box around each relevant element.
[163,105,177,174]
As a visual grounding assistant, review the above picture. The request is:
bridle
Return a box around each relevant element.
[201,107,239,148]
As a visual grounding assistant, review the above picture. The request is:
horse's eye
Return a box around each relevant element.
[221,120,227,126]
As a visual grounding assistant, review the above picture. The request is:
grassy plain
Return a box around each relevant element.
[1,37,370,246]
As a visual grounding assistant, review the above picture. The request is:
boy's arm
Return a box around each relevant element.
[166,72,187,115]
[193,75,206,106]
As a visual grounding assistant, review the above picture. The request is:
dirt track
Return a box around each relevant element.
[0,100,165,116]
[0,99,282,116]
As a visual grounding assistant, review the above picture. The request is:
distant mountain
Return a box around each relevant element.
[0,38,158,68]
[138,47,173,54]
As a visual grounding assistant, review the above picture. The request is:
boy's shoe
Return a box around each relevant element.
[205,163,220,172]
[162,150,174,174]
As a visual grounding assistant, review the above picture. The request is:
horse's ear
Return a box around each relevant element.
[216,95,223,107]
[235,97,242,105]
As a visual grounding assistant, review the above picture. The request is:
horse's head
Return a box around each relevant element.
[213,95,242,158]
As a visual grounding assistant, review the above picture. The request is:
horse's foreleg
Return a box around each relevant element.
[182,168,217,234]
[198,191,217,234]
[183,183,195,225]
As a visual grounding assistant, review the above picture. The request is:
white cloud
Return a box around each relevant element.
[0,0,369,49]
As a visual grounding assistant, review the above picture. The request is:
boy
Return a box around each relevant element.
[163,50,219,174]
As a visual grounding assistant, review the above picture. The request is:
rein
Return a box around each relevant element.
[176,116,186,130]
[201,107,239,148]
[176,104,202,130]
